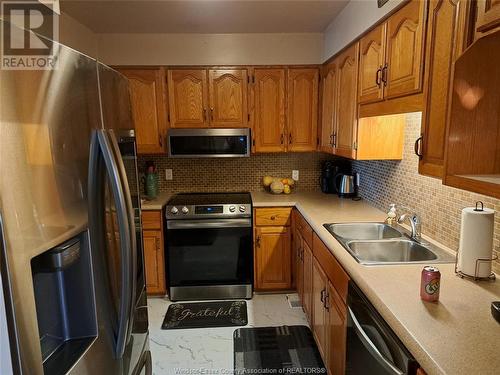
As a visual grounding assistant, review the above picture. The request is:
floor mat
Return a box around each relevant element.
[162,300,247,329]
[234,325,326,373]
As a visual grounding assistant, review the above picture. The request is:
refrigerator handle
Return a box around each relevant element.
[105,129,138,342]
[89,129,133,358]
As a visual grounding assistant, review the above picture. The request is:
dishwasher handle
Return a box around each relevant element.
[348,306,404,375]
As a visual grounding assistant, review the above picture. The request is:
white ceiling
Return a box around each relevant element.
[60,0,349,34]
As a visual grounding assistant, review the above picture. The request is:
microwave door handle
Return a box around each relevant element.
[347,307,404,375]
[96,130,133,359]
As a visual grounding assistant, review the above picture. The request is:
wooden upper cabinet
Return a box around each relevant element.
[254,226,292,290]
[358,23,386,104]
[287,68,319,152]
[208,69,248,127]
[335,43,359,159]
[319,63,337,154]
[167,69,208,128]
[420,0,465,178]
[476,0,500,33]
[385,0,427,99]
[118,68,167,154]
[253,68,286,152]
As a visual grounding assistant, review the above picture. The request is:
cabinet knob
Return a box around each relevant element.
[270,215,276,220]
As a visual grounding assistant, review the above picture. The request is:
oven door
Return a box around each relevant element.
[166,218,253,289]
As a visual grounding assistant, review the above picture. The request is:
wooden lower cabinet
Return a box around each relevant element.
[293,210,350,374]
[302,241,313,321]
[143,229,166,295]
[254,207,293,291]
[326,281,347,375]
[141,210,166,295]
[312,258,329,359]
[254,226,292,290]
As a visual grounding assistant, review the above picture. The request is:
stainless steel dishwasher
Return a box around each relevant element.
[346,282,418,375]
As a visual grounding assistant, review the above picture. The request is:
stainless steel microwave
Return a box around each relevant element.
[167,128,251,158]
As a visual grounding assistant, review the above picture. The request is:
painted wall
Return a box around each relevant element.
[59,12,98,58]
[97,33,323,66]
[323,0,405,61]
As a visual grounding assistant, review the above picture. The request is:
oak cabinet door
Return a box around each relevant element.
[335,43,359,160]
[287,68,319,152]
[167,69,208,128]
[385,0,426,99]
[326,282,347,375]
[208,69,248,127]
[143,230,166,295]
[476,0,500,33]
[302,240,313,322]
[319,63,337,154]
[294,229,304,302]
[118,68,167,154]
[420,0,463,178]
[255,226,292,290]
[358,23,386,104]
[253,68,286,152]
[312,258,328,360]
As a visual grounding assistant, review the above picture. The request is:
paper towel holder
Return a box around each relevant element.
[454,252,497,281]
[473,201,484,212]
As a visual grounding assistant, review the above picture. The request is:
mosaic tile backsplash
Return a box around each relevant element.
[353,112,500,274]
[138,152,329,194]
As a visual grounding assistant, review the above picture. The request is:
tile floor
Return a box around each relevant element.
[147,294,309,375]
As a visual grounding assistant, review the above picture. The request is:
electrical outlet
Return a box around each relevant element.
[165,169,173,180]
[292,170,299,181]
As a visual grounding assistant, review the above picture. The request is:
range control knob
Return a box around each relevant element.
[229,205,236,213]
[170,207,178,215]
[181,206,189,214]
[239,205,246,213]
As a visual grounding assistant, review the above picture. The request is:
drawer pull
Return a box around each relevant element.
[271,216,276,220]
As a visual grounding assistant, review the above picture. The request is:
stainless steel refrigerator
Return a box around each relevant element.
[0,21,151,375]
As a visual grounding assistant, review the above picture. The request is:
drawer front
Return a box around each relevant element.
[294,210,313,248]
[312,233,349,302]
[142,210,162,230]
[255,207,292,226]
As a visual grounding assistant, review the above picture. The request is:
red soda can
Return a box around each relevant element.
[420,266,441,302]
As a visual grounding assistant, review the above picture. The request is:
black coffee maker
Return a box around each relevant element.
[320,160,352,194]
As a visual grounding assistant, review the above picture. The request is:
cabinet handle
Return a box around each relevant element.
[256,235,261,248]
[203,108,207,122]
[280,134,284,145]
[376,66,382,87]
[414,136,423,159]
[270,215,276,221]
[320,288,326,303]
[381,64,388,86]
[210,108,214,121]
[333,132,337,148]
[159,134,163,147]
[289,133,292,144]
[155,237,160,251]
[324,292,329,311]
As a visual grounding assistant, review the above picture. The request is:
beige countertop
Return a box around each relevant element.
[141,192,172,210]
[252,191,500,375]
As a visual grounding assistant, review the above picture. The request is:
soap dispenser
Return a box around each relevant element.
[386,204,397,225]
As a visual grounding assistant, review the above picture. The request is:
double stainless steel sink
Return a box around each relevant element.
[324,222,455,265]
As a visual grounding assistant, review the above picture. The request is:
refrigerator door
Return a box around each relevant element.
[0,21,115,374]
[96,63,149,374]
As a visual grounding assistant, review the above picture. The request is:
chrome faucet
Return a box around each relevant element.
[397,212,422,241]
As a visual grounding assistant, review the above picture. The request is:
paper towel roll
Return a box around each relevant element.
[457,204,494,278]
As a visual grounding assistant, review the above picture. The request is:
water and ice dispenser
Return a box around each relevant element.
[31,232,97,375]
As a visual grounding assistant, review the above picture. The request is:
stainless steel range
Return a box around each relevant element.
[165,193,253,301]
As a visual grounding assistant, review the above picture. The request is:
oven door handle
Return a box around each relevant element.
[347,307,404,375]
[167,219,252,229]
